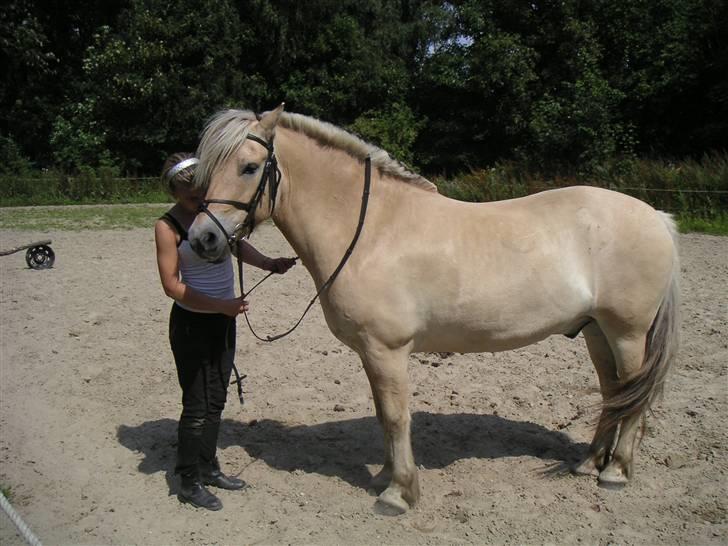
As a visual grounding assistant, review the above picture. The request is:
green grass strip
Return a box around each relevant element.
[0,203,725,235]
[677,213,728,236]
[0,204,170,231]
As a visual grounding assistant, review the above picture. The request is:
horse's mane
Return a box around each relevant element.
[194,109,438,193]
[278,112,437,192]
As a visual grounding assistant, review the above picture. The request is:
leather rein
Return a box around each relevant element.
[197,131,373,344]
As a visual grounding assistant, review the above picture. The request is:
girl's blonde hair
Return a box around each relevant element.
[161,152,197,196]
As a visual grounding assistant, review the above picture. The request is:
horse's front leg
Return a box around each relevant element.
[361,345,419,515]
[363,364,393,492]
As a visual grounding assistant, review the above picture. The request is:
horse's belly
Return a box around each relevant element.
[411,298,592,354]
[413,323,557,353]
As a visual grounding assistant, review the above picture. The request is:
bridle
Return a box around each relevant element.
[197,132,281,249]
[195,131,373,405]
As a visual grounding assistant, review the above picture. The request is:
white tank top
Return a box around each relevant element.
[163,213,235,313]
[176,240,235,313]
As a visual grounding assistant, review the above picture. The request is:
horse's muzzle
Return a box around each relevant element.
[188,221,229,262]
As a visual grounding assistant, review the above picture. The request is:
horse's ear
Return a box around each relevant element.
[259,103,285,138]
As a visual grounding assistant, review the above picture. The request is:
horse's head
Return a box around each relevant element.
[189,104,285,261]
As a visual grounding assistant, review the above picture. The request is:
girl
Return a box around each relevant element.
[155,152,294,510]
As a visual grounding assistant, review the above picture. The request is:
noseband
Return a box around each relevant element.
[197,133,281,250]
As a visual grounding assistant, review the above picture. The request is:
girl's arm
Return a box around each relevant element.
[237,239,295,273]
[155,219,247,316]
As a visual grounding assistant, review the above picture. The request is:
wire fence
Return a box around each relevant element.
[1,174,726,217]
[598,186,727,216]
[0,176,169,206]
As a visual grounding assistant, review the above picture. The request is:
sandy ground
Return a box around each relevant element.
[0,222,726,545]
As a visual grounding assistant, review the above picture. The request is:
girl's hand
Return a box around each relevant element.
[266,257,296,274]
[221,297,249,317]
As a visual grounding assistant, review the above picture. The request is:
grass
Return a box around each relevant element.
[0,173,170,207]
[0,202,725,235]
[1,484,11,500]
[433,154,728,236]
[0,193,171,207]
[677,213,728,236]
[2,154,724,233]
[0,203,170,231]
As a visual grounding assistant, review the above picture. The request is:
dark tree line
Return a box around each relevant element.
[1,0,726,176]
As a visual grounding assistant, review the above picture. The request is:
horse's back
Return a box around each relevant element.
[478,185,663,227]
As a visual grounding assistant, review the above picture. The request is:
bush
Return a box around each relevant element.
[349,103,426,166]
[435,152,728,221]
[0,136,34,175]
[0,169,169,206]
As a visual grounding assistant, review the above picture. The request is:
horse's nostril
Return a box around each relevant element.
[203,231,217,245]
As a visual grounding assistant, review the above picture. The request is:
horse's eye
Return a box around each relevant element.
[241,163,259,175]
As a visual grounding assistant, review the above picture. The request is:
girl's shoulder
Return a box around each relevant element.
[157,206,189,242]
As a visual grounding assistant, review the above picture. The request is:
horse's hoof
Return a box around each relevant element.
[598,465,629,489]
[572,458,600,477]
[374,489,408,516]
[598,480,627,491]
[374,499,407,516]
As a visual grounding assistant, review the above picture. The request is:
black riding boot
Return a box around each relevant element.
[175,418,203,478]
[199,419,248,491]
[175,419,222,510]
[200,456,248,491]
[178,475,223,511]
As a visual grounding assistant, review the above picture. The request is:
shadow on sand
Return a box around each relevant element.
[117,412,587,493]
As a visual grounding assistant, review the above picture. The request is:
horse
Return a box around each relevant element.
[188,104,680,514]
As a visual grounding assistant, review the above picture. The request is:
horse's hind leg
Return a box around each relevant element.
[598,334,648,486]
[361,344,419,514]
[574,322,620,476]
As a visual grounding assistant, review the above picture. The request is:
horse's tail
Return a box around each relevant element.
[598,211,681,436]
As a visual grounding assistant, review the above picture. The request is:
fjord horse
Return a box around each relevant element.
[188,105,679,514]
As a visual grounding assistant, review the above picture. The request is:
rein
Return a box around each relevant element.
[197,132,372,401]
[240,155,372,342]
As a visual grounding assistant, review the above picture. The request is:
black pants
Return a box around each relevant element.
[169,303,236,480]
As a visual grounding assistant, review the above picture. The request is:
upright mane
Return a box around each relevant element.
[278,112,437,192]
[194,108,437,193]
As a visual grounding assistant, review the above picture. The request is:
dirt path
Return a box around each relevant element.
[0,225,726,545]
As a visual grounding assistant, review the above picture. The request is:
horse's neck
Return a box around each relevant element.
[272,131,376,285]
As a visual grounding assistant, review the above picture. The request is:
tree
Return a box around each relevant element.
[412,1,540,173]
[1,0,125,167]
[594,0,728,157]
[52,0,251,173]
[241,0,417,123]
[3,0,724,175]
[521,5,627,171]
[0,1,58,166]
[227,0,430,164]
[349,103,425,165]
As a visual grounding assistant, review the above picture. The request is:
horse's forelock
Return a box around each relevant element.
[194,109,258,190]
